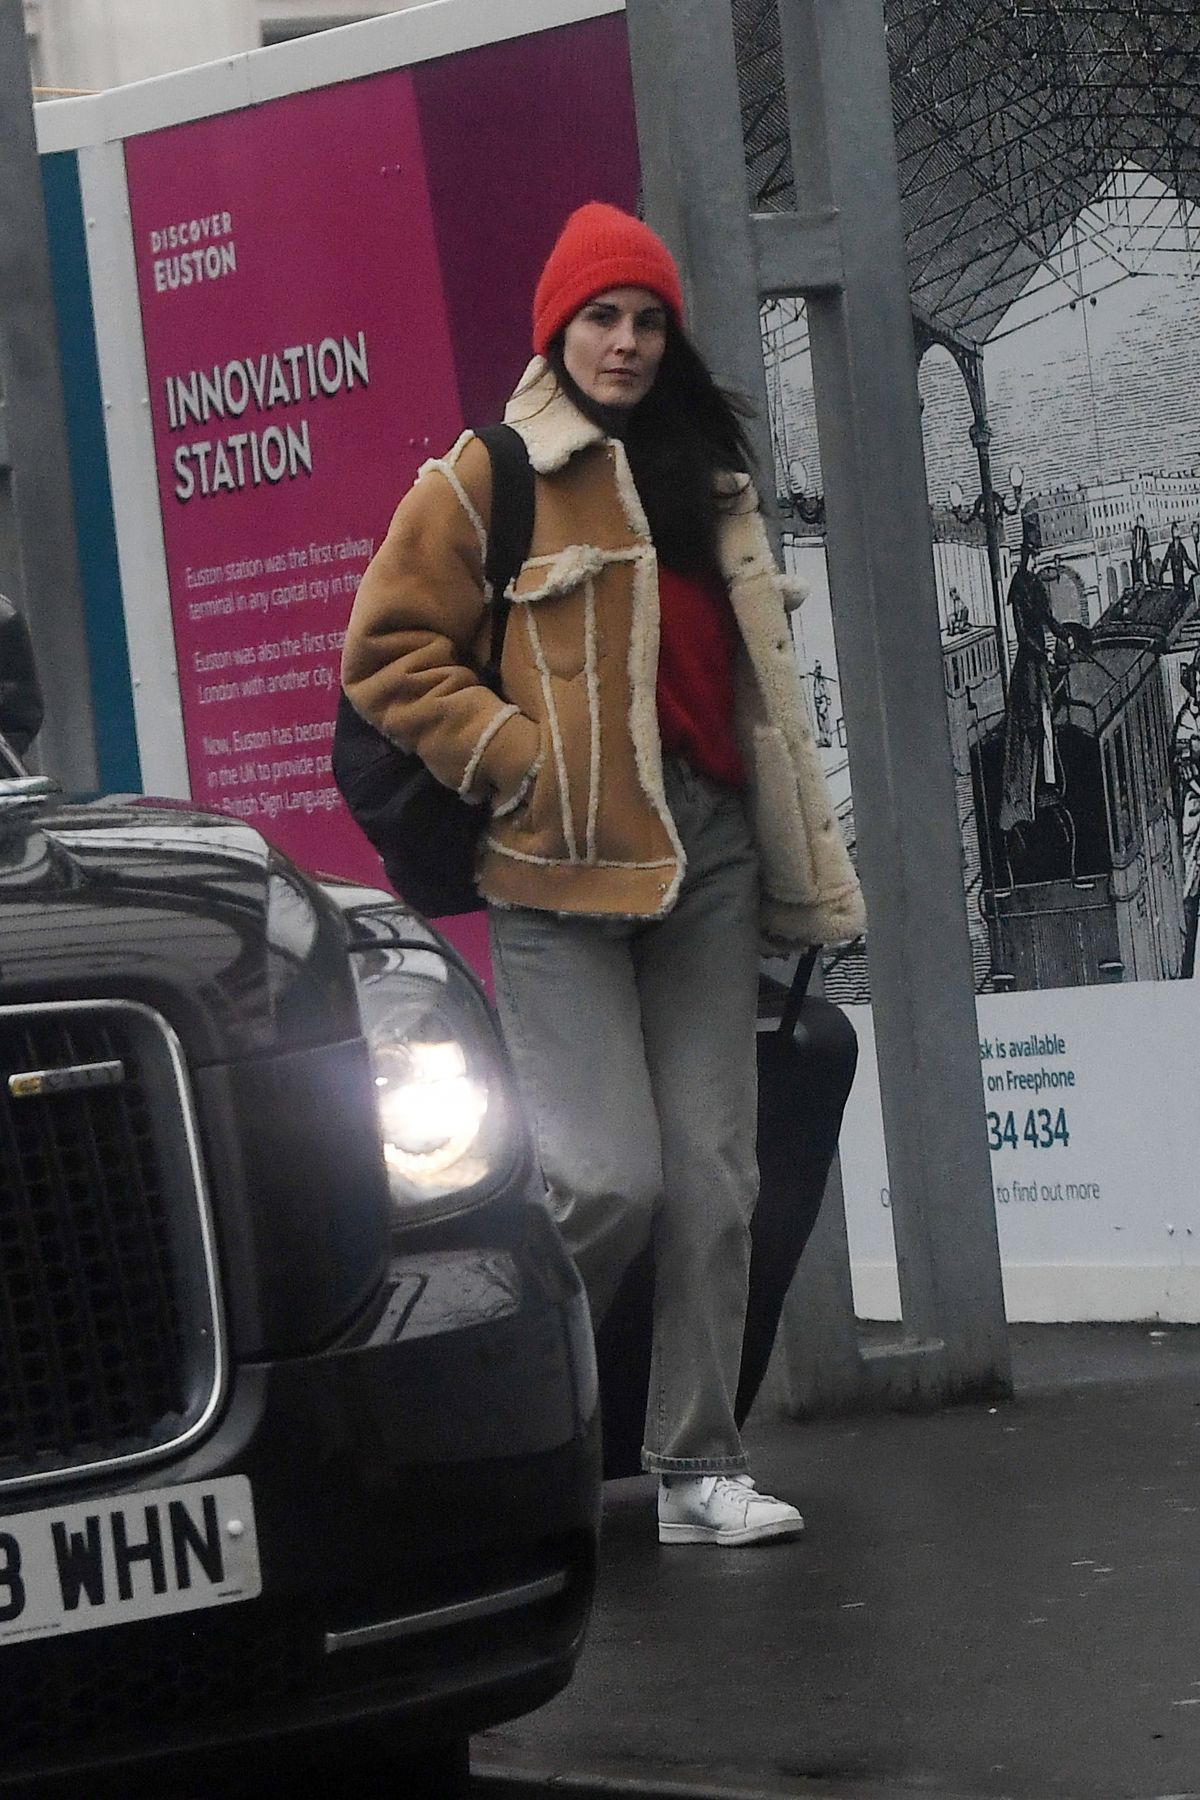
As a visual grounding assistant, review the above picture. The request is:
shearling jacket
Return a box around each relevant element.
[341,359,865,947]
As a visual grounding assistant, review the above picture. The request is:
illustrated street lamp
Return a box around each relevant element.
[947,460,1025,526]
[946,452,1025,702]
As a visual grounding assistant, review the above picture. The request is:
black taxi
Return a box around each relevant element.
[0,746,599,1790]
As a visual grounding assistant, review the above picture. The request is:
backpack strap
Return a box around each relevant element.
[475,422,534,686]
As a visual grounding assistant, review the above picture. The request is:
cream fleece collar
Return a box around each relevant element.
[503,358,756,511]
[503,357,606,474]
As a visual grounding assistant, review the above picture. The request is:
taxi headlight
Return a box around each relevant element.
[350,946,518,1218]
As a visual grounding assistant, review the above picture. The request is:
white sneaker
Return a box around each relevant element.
[657,1473,805,1546]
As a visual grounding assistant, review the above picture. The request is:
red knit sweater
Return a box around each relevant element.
[656,565,746,788]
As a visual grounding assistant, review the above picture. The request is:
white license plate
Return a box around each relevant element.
[0,1474,261,1645]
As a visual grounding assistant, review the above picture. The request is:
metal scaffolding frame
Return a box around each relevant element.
[625,0,1012,1411]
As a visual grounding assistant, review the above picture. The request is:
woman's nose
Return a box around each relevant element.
[612,318,637,353]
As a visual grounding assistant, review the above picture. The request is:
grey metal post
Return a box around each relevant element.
[625,0,1011,1407]
[781,0,1009,1397]
[0,0,98,789]
[624,0,779,519]
[627,0,866,1411]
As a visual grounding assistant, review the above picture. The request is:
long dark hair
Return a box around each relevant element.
[546,318,757,578]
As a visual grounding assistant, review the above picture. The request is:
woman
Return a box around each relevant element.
[342,203,864,1545]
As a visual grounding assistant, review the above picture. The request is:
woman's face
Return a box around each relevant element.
[561,286,668,410]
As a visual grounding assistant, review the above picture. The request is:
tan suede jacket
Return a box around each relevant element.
[341,359,865,946]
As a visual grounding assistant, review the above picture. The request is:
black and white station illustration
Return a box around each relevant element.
[739,0,1200,998]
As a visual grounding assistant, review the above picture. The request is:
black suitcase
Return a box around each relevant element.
[594,953,858,1479]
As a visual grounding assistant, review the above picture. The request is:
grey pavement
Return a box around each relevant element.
[474,1325,1200,1800]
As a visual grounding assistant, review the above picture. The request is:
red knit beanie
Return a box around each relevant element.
[532,202,684,355]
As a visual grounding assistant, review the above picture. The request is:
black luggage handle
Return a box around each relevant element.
[775,947,819,1041]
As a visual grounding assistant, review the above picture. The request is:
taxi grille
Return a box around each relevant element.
[0,1003,219,1487]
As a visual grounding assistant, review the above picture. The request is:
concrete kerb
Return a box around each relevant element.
[469,1746,1038,1800]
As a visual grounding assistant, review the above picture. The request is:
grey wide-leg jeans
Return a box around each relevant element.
[488,757,760,1474]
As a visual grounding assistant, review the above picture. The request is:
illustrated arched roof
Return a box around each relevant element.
[736,0,1200,342]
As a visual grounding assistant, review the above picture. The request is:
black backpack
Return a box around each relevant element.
[332,423,535,916]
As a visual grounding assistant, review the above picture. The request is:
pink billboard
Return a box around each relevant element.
[123,16,640,938]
